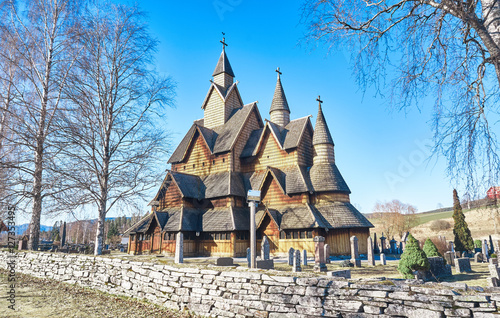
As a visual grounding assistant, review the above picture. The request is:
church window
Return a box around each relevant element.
[292,231,298,239]
[183,166,186,170]
[212,160,215,165]
[300,231,306,239]
[286,231,291,239]
[202,162,205,167]
[307,231,313,239]
[280,231,285,239]
[222,158,225,163]
[193,164,195,168]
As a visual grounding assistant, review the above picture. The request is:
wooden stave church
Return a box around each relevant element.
[125,42,373,257]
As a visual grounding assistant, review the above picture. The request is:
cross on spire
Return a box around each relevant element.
[220,32,228,51]
[316,95,323,105]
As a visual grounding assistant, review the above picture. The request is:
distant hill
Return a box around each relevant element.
[14,224,52,236]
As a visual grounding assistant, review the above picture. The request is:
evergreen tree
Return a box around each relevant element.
[452,189,474,252]
[489,235,495,255]
[60,222,67,247]
[107,221,119,239]
[423,238,445,264]
[51,221,60,241]
[398,233,430,279]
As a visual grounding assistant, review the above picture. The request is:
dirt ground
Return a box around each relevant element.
[0,269,197,318]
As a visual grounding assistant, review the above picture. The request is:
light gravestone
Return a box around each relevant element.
[261,236,270,260]
[314,236,327,272]
[495,240,500,255]
[474,252,483,263]
[324,244,331,264]
[367,236,375,266]
[444,251,455,266]
[174,232,183,264]
[380,253,387,265]
[288,247,295,266]
[350,236,361,267]
[293,249,302,272]
[302,250,308,266]
[483,240,490,262]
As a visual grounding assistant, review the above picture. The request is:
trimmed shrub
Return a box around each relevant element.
[474,239,482,249]
[398,233,430,279]
[430,220,451,231]
[423,238,445,264]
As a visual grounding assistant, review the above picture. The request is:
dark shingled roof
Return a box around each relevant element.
[168,124,197,164]
[181,208,201,231]
[160,208,182,231]
[123,213,154,235]
[280,205,322,230]
[312,202,374,228]
[212,103,260,153]
[309,163,351,194]
[203,171,246,198]
[197,125,217,152]
[240,117,312,159]
[256,208,282,229]
[212,49,234,77]
[232,207,250,230]
[283,117,312,149]
[170,171,205,200]
[283,166,312,194]
[312,104,334,146]
[269,75,290,114]
[201,208,234,231]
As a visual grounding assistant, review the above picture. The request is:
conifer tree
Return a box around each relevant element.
[398,233,430,279]
[423,238,445,263]
[452,189,474,252]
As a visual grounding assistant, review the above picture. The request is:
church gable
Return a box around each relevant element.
[260,172,303,207]
[241,128,290,173]
[203,87,226,128]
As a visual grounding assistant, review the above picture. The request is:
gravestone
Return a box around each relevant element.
[350,236,361,267]
[373,233,379,254]
[401,231,409,250]
[288,247,295,266]
[293,249,302,272]
[475,252,483,263]
[246,247,251,268]
[215,257,234,266]
[483,240,490,262]
[367,236,375,266]
[399,242,403,254]
[427,256,452,279]
[495,240,500,254]
[449,241,455,253]
[174,232,183,264]
[324,244,331,264]
[389,238,397,254]
[380,234,387,253]
[302,250,307,266]
[444,251,455,266]
[454,257,472,273]
[491,258,499,266]
[380,253,386,265]
[327,270,351,279]
[261,236,270,260]
[256,259,274,270]
[314,236,327,272]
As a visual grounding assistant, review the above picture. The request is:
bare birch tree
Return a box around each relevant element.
[302,0,500,189]
[57,2,174,255]
[0,0,81,249]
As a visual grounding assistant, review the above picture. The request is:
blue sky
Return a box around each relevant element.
[35,0,467,225]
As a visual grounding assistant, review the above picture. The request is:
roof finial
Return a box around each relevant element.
[316,95,323,106]
[220,32,228,51]
[275,67,282,79]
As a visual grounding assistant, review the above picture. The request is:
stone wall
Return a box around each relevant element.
[2,251,500,317]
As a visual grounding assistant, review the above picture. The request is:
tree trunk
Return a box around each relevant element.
[28,140,43,251]
[481,0,500,84]
[94,206,105,255]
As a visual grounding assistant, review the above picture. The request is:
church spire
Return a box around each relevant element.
[312,96,334,146]
[212,34,234,88]
[312,96,335,165]
[269,67,290,127]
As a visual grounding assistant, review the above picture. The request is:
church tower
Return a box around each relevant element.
[269,68,290,127]
[312,96,335,165]
[202,36,243,129]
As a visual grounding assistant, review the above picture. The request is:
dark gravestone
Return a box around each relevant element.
[454,257,472,273]
[215,257,234,266]
[427,256,452,279]
[256,259,274,270]
[475,252,483,263]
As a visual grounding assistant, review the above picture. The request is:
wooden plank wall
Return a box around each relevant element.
[325,228,370,255]
[159,182,183,208]
[260,177,304,207]
[232,110,261,172]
